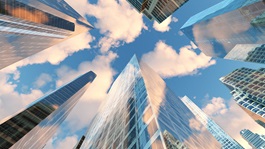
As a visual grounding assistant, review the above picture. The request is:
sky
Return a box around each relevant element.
[0,0,265,148]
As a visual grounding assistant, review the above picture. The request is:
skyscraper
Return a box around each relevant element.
[0,0,93,69]
[126,0,189,23]
[180,0,265,64]
[79,55,221,149]
[181,96,243,149]
[240,129,265,149]
[0,71,96,149]
[220,67,265,128]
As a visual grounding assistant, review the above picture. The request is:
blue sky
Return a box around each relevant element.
[0,0,265,148]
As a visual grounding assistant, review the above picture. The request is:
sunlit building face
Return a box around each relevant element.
[0,0,93,69]
[80,55,221,149]
[181,0,265,64]
[0,71,96,149]
[221,68,265,129]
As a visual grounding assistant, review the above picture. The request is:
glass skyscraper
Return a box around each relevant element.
[126,0,189,23]
[79,55,221,149]
[181,96,243,149]
[0,0,93,69]
[180,0,265,64]
[220,67,265,129]
[240,129,265,148]
[0,71,96,149]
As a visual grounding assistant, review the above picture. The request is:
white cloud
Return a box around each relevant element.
[82,0,146,53]
[203,97,228,116]
[34,73,52,88]
[203,97,265,149]
[172,17,178,22]
[0,72,43,121]
[141,41,216,78]
[153,16,172,32]
[2,32,93,74]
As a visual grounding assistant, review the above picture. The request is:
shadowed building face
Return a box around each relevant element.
[0,0,93,70]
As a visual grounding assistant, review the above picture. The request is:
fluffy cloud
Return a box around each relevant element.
[81,0,146,52]
[2,32,93,75]
[153,16,172,32]
[141,41,216,78]
[0,72,43,121]
[203,97,265,149]
[203,97,228,116]
[34,73,52,88]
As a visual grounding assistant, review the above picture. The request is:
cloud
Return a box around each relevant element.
[2,32,93,74]
[172,17,178,22]
[34,73,52,88]
[202,97,265,149]
[141,41,216,78]
[153,16,172,32]
[202,97,228,116]
[0,72,43,121]
[82,0,146,52]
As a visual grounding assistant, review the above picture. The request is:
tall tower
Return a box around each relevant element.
[126,0,189,23]
[0,71,96,149]
[79,55,221,149]
[181,0,265,64]
[181,96,243,149]
[0,0,93,69]
[220,67,265,129]
[240,129,265,149]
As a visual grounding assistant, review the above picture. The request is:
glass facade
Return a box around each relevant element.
[0,0,93,70]
[240,129,265,148]
[80,55,221,149]
[224,44,265,64]
[181,96,243,149]
[126,0,189,23]
[220,68,265,129]
[181,0,265,62]
[0,71,96,149]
